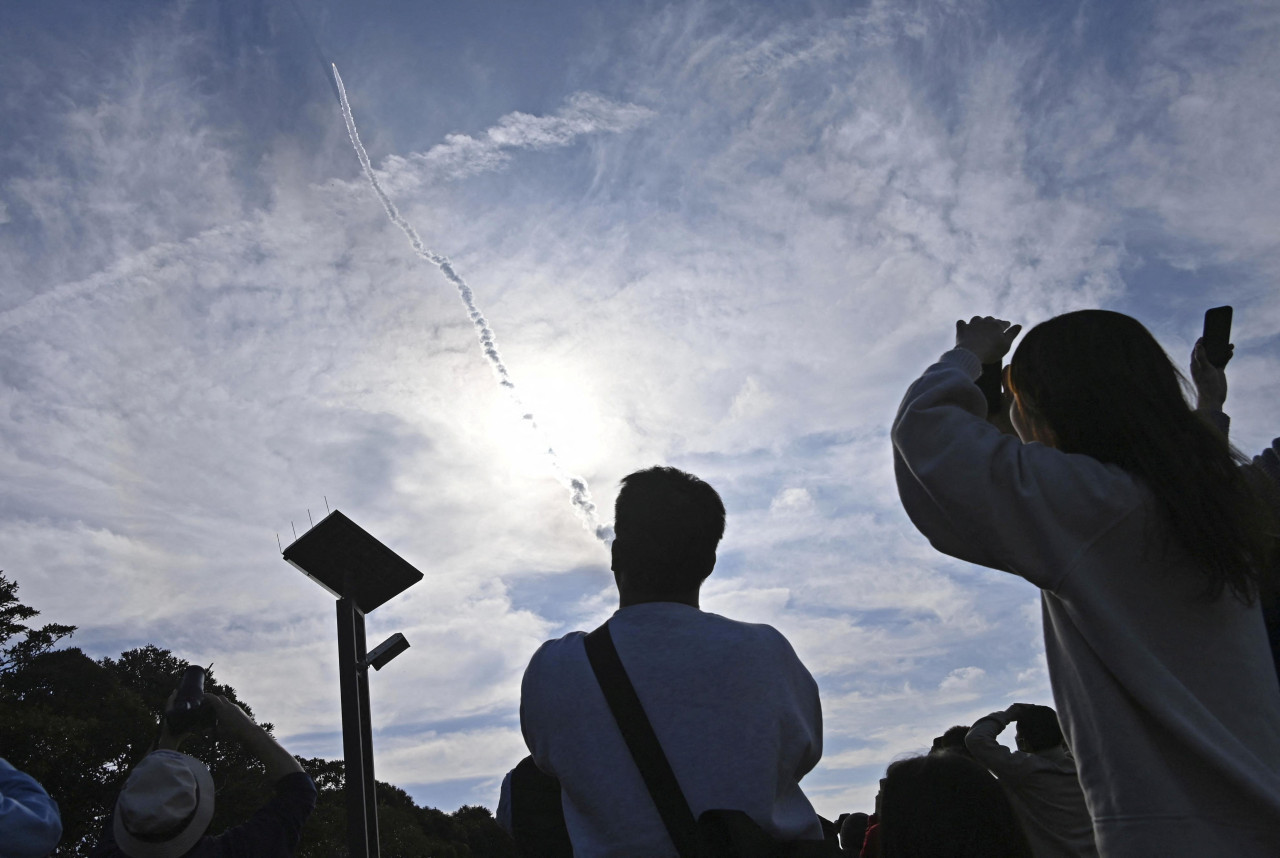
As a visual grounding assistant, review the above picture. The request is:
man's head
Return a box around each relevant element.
[113,750,215,858]
[1014,705,1065,753]
[611,466,726,604]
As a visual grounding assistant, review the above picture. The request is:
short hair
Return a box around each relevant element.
[1016,705,1064,753]
[613,467,726,592]
[881,755,1032,858]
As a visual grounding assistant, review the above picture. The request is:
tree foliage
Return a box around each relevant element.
[0,571,76,674]
[291,758,515,857]
[0,572,514,857]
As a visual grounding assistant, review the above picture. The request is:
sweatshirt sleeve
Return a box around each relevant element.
[892,349,1142,591]
[208,772,317,856]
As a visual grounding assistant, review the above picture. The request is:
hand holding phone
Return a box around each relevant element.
[1202,306,1233,368]
[1191,339,1228,411]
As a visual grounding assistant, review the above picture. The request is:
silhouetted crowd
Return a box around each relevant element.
[5,310,1278,857]
[497,311,1280,858]
[831,703,1094,857]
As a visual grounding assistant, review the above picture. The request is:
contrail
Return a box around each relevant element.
[331,64,612,544]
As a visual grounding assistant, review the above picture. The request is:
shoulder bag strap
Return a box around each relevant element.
[584,622,702,858]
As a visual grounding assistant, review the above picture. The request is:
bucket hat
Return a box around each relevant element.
[113,750,215,858]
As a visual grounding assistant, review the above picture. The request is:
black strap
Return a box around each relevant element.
[584,622,701,858]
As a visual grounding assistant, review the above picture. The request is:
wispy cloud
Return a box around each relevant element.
[377,91,655,193]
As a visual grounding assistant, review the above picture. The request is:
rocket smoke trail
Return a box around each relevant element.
[331,64,612,544]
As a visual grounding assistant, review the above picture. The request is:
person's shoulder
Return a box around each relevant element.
[529,629,588,660]
[0,756,39,785]
[523,630,589,682]
[695,610,807,661]
[694,608,782,635]
[277,770,318,799]
[699,610,785,638]
[520,631,594,730]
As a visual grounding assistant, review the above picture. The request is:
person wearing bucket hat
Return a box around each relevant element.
[110,751,215,858]
[91,693,316,857]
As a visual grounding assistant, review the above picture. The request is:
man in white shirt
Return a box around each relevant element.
[966,703,1097,858]
[516,466,826,857]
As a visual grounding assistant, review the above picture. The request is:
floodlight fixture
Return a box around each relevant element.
[283,509,422,612]
[363,633,410,672]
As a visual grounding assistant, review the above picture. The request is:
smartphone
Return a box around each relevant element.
[1202,306,1233,368]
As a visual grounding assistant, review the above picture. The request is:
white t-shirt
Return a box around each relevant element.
[520,601,825,857]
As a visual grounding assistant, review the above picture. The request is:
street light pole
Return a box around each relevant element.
[284,510,423,858]
[337,598,378,857]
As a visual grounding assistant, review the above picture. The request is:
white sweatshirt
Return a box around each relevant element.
[893,348,1280,857]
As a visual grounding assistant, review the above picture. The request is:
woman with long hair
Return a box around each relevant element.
[892,310,1280,857]
[879,754,1032,858]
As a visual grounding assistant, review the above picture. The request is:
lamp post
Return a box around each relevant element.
[283,509,423,858]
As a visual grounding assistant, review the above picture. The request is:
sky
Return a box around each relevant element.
[3,0,1279,820]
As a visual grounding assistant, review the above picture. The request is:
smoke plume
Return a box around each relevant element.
[332,64,612,544]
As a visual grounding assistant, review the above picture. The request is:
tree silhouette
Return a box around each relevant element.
[0,570,76,673]
[0,572,514,857]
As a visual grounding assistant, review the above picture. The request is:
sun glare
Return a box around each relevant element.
[488,367,607,479]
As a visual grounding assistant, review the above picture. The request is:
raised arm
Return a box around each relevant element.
[892,317,1141,589]
[1190,338,1231,437]
[205,694,305,782]
[966,704,1036,784]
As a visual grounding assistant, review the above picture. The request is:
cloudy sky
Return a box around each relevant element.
[3,0,1279,819]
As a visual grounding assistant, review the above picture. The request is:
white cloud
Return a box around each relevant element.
[377,92,655,194]
[376,727,529,788]
[939,665,985,692]
[769,486,815,516]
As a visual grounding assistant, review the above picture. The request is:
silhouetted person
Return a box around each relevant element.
[879,754,1032,858]
[91,693,316,857]
[1190,336,1280,687]
[893,311,1280,856]
[966,704,1096,858]
[0,757,62,857]
[838,811,869,854]
[514,466,827,856]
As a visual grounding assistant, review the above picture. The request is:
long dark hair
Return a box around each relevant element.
[1008,309,1271,602]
